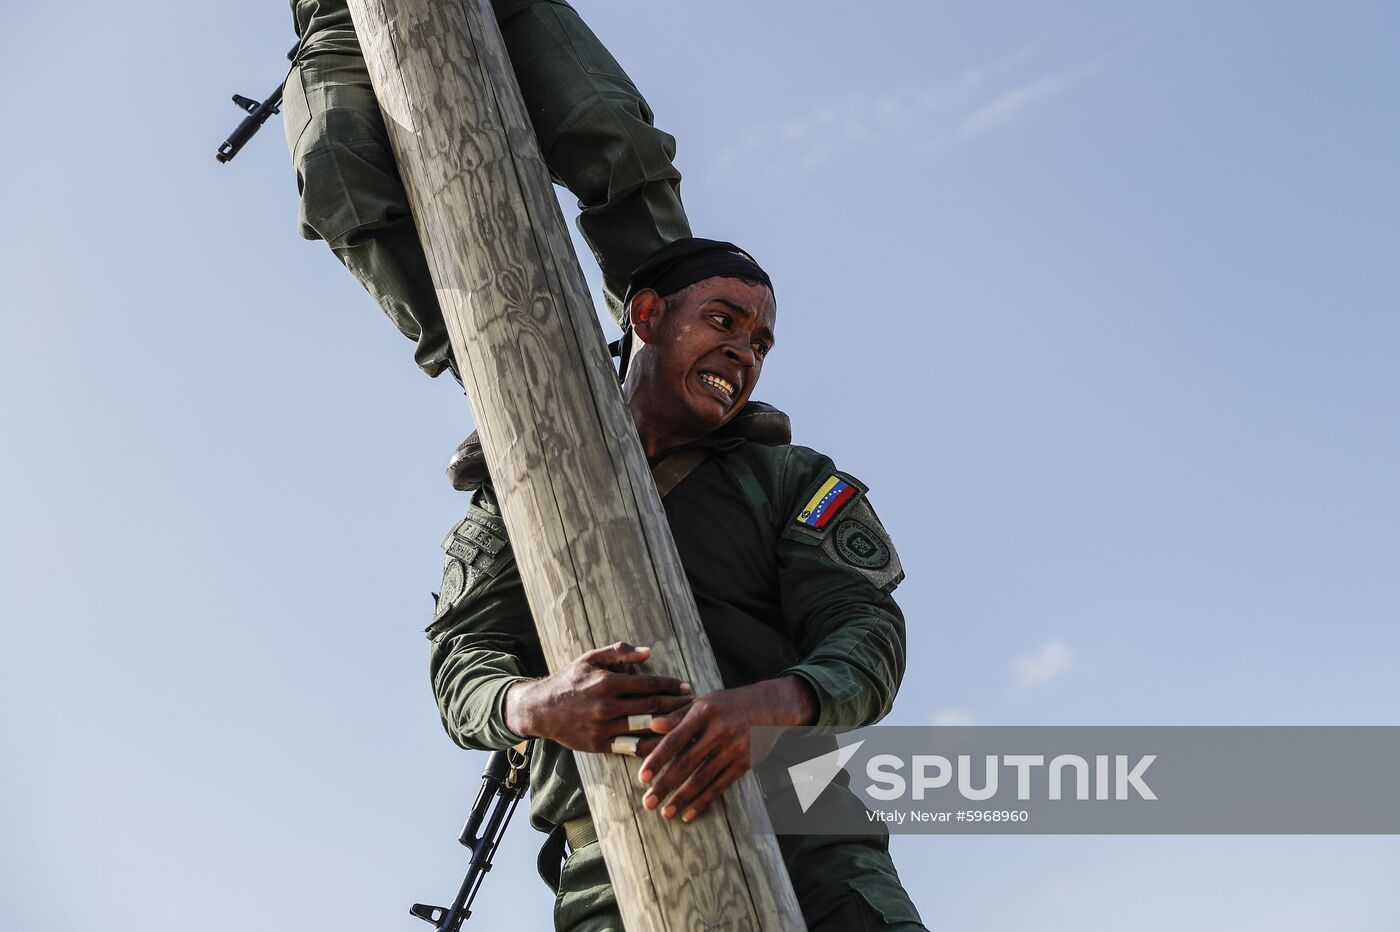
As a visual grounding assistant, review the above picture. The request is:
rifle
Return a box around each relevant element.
[411,743,531,930]
[215,44,300,164]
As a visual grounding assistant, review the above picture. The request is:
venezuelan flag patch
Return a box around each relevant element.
[795,475,858,530]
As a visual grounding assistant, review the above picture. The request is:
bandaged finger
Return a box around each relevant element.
[610,736,641,756]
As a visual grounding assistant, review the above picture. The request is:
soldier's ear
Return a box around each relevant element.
[630,290,663,344]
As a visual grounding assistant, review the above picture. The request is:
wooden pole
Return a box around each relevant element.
[343,1,805,929]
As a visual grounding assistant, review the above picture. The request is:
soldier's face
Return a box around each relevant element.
[628,276,777,438]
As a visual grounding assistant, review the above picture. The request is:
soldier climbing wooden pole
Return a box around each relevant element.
[341,0,805,929]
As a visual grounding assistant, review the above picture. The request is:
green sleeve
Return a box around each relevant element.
[425,487,545,751]
[774,451,908,729]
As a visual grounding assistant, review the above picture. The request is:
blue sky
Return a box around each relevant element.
[2,1,1398,930]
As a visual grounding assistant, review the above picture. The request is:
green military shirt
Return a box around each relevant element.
[425,437,924,928]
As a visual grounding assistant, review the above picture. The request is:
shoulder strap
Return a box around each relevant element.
[651,448,715,499]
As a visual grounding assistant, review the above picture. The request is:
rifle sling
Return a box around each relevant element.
[651,447,714,499]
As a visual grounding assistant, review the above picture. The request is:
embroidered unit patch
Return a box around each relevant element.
[835,519,891,570]
[451,518,506,555]
[796,475,857,529]
[434,558,467,622]
[817,497,905,592]
[428,498,512,635]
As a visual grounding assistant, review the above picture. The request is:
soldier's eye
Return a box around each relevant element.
[752,342,771,358]
[709,313,732,328]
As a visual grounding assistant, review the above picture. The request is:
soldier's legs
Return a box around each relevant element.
[495,0,691,320]
[552,843,623,932]
[548,833,927,932]
[283,41,454,377]
[285,0,689,380]
[787,835,929,932]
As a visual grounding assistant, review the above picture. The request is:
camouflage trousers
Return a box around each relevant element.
[283,0,691,377]
[551,834,929,932]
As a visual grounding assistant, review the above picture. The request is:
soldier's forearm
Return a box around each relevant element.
[503,677,541,737]
[762,675,820,727]
[783,630,904,729]
[501,644,693,752]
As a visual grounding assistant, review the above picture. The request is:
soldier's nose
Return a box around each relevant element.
[723,339,755,366]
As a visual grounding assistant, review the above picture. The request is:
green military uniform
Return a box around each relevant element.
[283,0,691,377]
[427,436,928,931]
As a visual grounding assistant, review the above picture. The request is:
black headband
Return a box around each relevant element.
[621,237,773,317]
[613,238,773,381]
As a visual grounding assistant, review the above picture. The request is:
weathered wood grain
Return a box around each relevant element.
[343,1,806,928]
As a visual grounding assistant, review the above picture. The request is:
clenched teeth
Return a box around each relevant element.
[700,373,736,397]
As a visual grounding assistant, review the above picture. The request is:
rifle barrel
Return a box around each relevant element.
[215,83,286,164]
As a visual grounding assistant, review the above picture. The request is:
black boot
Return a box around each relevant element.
[447,432,488,492]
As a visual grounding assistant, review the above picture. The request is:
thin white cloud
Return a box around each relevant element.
[1014,640,1075,689]
[958,48,1125,140]
[933,708,976,726]
[705,38,1121,181]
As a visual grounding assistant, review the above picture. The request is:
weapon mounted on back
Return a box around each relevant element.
[215,44,299,163]
[411,744,531,931]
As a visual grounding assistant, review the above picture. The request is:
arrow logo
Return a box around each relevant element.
[788,740,865,813]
